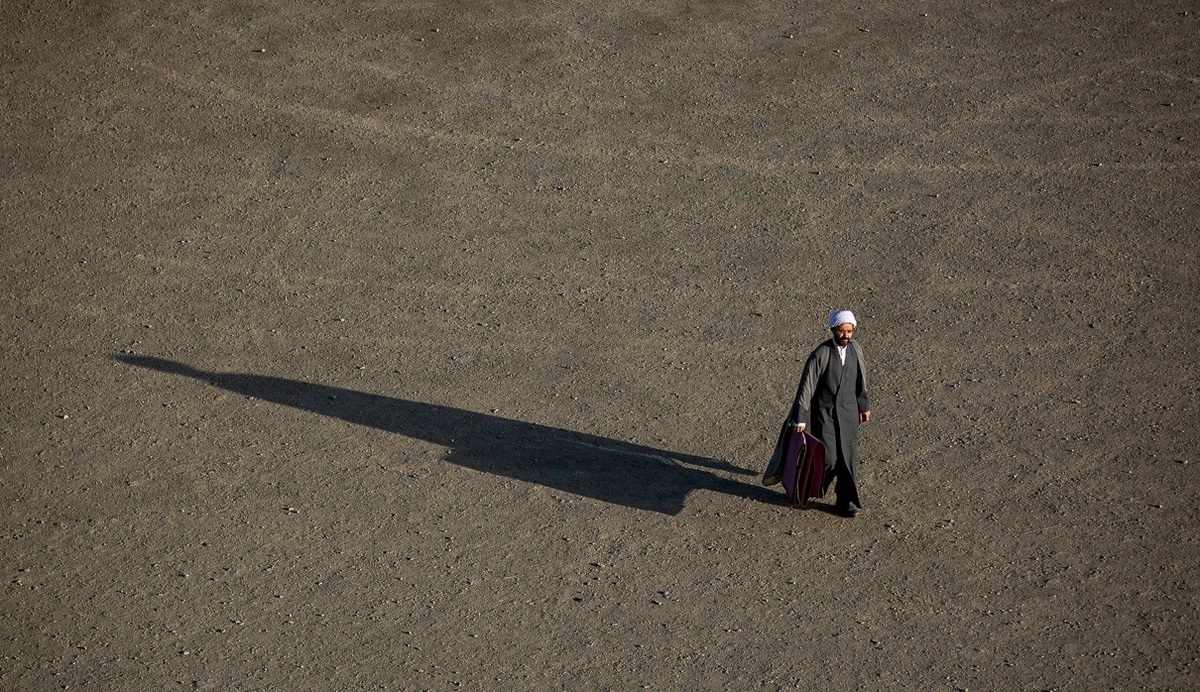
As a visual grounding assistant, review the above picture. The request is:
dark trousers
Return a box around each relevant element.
[824,457,860,509]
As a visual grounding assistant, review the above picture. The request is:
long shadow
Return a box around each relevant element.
[115,355,773,515]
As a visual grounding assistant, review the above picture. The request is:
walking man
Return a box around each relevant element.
[763,310,872,516]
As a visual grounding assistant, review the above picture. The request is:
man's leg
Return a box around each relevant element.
[830,460,860,516]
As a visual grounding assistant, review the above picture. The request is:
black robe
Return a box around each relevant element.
[765,338,870,507]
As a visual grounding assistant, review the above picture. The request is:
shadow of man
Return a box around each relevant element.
[116,355,767,515]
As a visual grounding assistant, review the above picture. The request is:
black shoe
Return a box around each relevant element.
[762,473,781,487]
[835,504,858,518]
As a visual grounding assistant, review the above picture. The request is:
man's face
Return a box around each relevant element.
[831,324,854,346]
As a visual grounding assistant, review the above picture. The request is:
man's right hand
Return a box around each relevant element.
[792,423,806,433]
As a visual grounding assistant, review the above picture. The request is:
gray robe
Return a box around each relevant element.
[765,338,870,506]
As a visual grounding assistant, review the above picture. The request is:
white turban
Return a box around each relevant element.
[828,310,857,328]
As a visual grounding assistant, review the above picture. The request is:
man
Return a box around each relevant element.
[763,309,872,517]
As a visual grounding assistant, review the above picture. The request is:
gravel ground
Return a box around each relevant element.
[3,1,1197,689]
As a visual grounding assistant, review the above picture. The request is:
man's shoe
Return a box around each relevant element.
[835,504,858,518]
[762,473,781,487]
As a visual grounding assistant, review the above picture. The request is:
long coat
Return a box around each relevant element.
[765,338,870,504]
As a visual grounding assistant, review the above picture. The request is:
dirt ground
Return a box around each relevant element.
[3,1,1197,689]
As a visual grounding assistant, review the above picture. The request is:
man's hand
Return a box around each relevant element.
[792,423,806,433]
[860,410,872,423]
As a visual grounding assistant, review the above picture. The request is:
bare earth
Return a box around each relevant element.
[3,1,1198,689]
